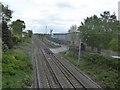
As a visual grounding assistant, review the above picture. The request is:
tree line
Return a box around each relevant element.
[1,3,32,51]
[69,11,120,52]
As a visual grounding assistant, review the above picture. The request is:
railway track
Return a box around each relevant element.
[32,36,102,89]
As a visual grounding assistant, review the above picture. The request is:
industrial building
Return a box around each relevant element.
[52,33,68,41]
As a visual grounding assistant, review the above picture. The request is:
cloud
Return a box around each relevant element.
[1,0,119,33]
[56,2,74,9]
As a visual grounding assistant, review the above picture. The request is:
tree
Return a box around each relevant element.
[68,25,77,44]
[2,21,13,49]
[10,19,26,39]
[27,30,33,37]
[78,15,102,48]
[100,11,119,49]
[78,11,119,52]
[1,3,13,21]
[1,3,13,49]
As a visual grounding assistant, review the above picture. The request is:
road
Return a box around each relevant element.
[32,35,102,89]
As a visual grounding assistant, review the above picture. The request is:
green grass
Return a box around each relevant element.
[60,51,119,89]
[2,36,33,88]
[0,38,2,89]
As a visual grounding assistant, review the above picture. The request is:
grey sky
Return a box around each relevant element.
[1,0,119,33]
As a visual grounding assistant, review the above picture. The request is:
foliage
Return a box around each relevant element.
[1,3,13,49]
[21,75,32,88]
[2,3,32,88]
[1,3,26,49]
[109,38,119,52]
[3,51,30,72]
[68,25,77,43]
[68,44,78,57]
[1,3,13,21]
[2,50,32,88]
[81,52,118,70]
[27,30,33,37]
[10,19,26,39]
[60,52,119,89]
[12,35,21,44]
[78,11,120,52]
[2,21,13,49]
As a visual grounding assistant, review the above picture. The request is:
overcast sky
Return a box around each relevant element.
[1,0,119,33]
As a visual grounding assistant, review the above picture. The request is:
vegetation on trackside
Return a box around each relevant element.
[0,38,2,89]
[2,36,33,88]
[1,3,33,88]
[60,51,119,89]
[68,11,120,53]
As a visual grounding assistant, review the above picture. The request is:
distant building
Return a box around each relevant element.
[52,33,68,41]
[118,1,120,21]
[52,31,80,46]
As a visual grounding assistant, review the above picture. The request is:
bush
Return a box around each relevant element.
[12,35,21,44]
[2,50,31,74]
[2,51,16,64]
[3,64,15,75]
[109,38,119,52]
[21,75,32,88]
[81,53,118,70]
[2,43,9,51]
[68,45,78,57]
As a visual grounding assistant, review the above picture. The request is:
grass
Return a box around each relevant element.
[2,36,33,88]
[60,51,119,89]
[0,38,2,89]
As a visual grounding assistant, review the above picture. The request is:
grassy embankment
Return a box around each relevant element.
[0,38,2,89]
[60,51,119,89]
[2,37,33,88]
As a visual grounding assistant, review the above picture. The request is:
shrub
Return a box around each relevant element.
[81,53,118,70]
[21,75,32,88]
[12,35,21,44]
[2,50,31,74]
[3,64,15,75]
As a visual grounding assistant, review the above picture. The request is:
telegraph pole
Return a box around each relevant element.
[77,39,81,66]
[50,29,53,37]
[45,25,47,34]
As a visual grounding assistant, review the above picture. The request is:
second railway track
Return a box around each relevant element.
[32,36,103,90]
